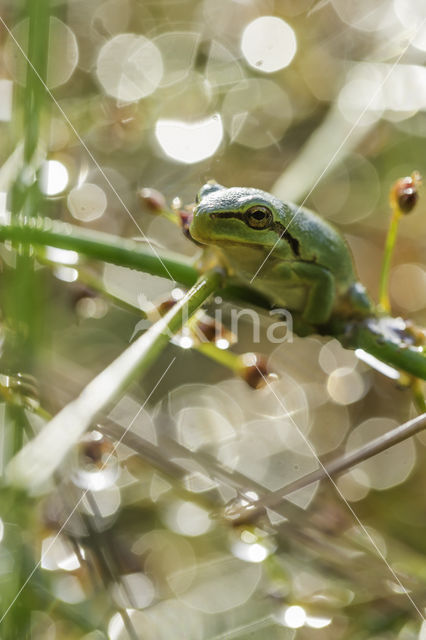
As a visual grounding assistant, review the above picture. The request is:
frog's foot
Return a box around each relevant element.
[339,282,374,318]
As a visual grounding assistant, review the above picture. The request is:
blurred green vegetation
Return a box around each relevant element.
[0,1,426,639]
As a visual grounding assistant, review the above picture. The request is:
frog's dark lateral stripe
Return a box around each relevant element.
[210,211,300,257]
[272,221,300,256]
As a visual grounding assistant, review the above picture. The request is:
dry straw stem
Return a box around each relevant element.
[229,411,426,525]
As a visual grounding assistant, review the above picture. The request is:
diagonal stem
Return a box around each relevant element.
[6,268,223,489]
[0,216,199,285]
[228,411,426,525]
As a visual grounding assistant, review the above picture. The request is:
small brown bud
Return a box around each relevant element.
[80,430,113,465]
[156,298,177,316]
[390,171,422,214]
[194,314,235,345]
[239,352,277,389]
[138,187,167,213]
[196,318,217,343]
[177,209,195,239]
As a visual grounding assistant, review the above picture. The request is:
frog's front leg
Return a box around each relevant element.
[274,262,335,325]
[292,262,335,324]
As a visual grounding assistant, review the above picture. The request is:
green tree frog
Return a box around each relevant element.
[189,183,373,327]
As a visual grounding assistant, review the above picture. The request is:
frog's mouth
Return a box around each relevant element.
[210,210,245,221]
[190,211,260,248]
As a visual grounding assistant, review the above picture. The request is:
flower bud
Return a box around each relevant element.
[390,171,422,214]
[138,187,167,213]
[239,352,277,389]
[178,209,196,241]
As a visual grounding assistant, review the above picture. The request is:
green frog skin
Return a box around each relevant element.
[189,183,374,327]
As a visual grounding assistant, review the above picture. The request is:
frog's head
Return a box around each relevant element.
[195,181,226,203]
[190,183,291,250]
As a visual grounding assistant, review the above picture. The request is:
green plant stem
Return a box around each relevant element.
[6,269,223,489]
[74,264,253,378]
[196,341,242,372]
[1,217,426,379]
[348,320,426,380]
[47,262,256,379]
[5,0,50,377]
[0,216,274,310]
[71,268,243,372]
[412,379,426,413]
[0,142,25,192]
[0,4,50,634]
[24,0,49,164]
[0,216,199,285]
[378,207,400,312]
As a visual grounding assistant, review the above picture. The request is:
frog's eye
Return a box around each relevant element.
[245,205,273,229]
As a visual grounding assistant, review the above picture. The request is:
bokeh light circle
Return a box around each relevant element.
[40,160,69,196]
[179,556,261,613]
[326,367,367,405]
[312,153,380,224]
[222,79,292,149]
[96,33,163,101]
[206,40,245,88]
[154,31,200,87]
[4,17,79,88]
[390,263,426,312]
[155,114,223,163]
[331,0,396,32]
[163,500,212,537]
[112,572,155,609]
[241,16,297,73]
[283,605,306,628]
[67,183,108,221]
[394,0,426,51]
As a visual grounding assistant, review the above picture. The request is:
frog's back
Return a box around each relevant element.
[280,201,356,292]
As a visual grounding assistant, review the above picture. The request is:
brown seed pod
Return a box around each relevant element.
[390,171,422,214]
[196,317,218,343]
[178,208,197,241]
[156,298,177,316]
[193,314,235,345]
[138,187,167,213]
[80,430,114,466]
[239,352,277,389]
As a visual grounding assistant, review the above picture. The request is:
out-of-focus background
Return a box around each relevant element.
[1,0,426,638]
